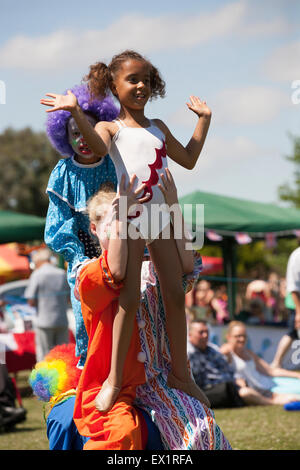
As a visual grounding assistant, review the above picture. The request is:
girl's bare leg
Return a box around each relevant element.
[148,225,210,407]
[95,236,145,412]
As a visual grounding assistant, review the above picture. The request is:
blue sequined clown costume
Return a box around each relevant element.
[44,84,119,367]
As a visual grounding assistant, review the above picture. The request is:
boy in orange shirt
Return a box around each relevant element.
[73,175,150,450]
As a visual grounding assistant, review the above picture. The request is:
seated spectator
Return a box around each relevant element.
[246,297,273,325]
[0,363,26,431]
[211,284,229,324]
[190,280,216,322]
[279,277,289,323]
[245,279,271,304]
[185,307,195,328]
[267,272,281,321]
[187,320,245,408]
[233,292,246,321]
[245,279,274,324]
[220,321,300,406]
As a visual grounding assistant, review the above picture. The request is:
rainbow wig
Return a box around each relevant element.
[46,83,119,157]
[29,343,81,402]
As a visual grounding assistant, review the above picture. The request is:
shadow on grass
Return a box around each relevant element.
[2,425,43,434]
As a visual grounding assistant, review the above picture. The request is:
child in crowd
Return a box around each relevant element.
[43,84,118,367]
[41,49,212,411]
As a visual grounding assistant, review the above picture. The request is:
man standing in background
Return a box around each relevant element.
[25,248,70,361]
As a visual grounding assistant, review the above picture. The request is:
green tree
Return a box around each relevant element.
[200,239,296,280]
[278,134,300,208]
[0,127,59,217]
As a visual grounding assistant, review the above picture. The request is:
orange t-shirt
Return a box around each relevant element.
[73,251,146,450]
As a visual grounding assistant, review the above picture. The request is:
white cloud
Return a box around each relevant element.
[262,40,300,82]
[0,1,291,71]
[213,86,291,125]
[237,17,290,37]
[168,134,276,197]
[203,135,270,161]
[169,86,291,127]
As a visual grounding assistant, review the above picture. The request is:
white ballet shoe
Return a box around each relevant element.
[94,379,121,412]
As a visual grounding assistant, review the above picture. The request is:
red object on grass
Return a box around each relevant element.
[4,330,75,374]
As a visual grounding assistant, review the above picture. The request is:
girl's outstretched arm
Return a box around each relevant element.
[40,90,111,157]
[158,168,194,274]
[155,96,211,170]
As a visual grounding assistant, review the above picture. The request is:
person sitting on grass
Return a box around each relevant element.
[187,320,244,409]
[220,321,300,406]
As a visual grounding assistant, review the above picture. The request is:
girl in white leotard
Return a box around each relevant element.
[110,117,170,243]
[41,50,212,412]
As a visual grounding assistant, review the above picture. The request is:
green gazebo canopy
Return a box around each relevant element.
[179,190,300,236]
[0,210,45,243]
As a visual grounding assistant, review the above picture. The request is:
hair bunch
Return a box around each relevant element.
[85,50,166,101]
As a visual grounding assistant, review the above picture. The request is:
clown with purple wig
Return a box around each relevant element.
[44,84,119,367]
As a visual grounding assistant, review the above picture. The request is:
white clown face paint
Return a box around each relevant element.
[67,114,100,163]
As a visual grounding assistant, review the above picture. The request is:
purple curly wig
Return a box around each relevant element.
[46,83,119,157]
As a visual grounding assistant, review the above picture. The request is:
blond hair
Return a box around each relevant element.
[227,321,246,336]
[87,182,116,224]
[31,248,52,265]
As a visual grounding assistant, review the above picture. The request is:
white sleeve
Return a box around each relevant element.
[286,250,300,294]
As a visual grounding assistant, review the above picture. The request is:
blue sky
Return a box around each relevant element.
[0,0,299,204]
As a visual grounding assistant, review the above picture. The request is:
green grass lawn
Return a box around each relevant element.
[0,395,49,450]
[0,372,299,450]
[214,406,300,450]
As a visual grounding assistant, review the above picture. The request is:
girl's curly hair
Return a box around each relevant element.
[46,83,119,157]
[84,50,166,102]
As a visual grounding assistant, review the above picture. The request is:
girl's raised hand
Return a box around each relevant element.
[158,168,178,206]
[186,95,211,118]
[40,90,78,113]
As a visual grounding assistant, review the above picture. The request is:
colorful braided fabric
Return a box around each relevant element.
[135,252,231,450]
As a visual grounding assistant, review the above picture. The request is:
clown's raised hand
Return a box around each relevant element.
[40,90,78,113]
[186,95,211,118]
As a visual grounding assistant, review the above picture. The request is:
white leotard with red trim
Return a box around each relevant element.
[109,119,170,243]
